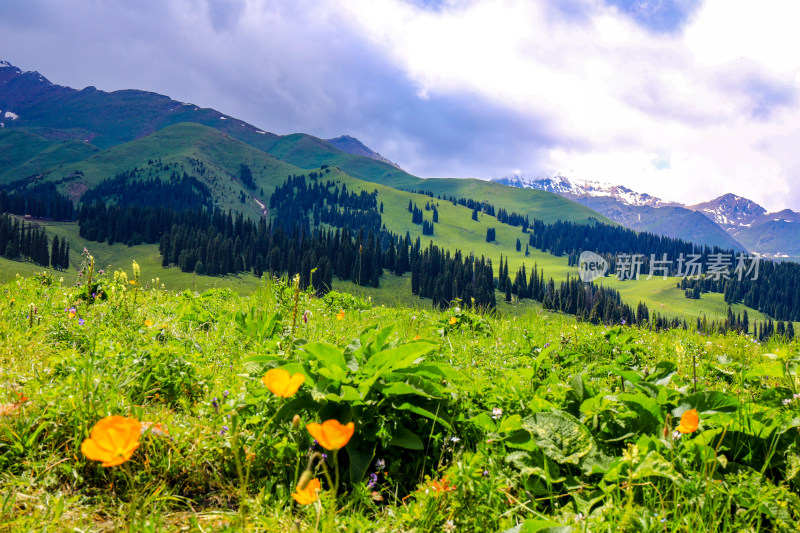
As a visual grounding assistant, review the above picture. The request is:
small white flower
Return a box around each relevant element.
[783,398,793,406]
[450,436,460,443]
[443,519,456,532]
[491,407,503,420]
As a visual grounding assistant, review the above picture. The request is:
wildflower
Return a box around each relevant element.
[129,280,137,285]
[140,422,170,438]
[78,318,85,326]
[443,519,456,532]
[375,458,386,470]
[262,368,305,398]
[676,409,699,434]
[783,398,792,406]
[430,477,456,493]
[292,478,321,505]
[144,319,153,327]
[483,470,490,476]
[336,310,345,321]
[302,310,310,323]
[81,416,141,467]
[67,307,76,319]
[543,342,550,348]
[220,425,229,435]
[450,436,460,443]
[491,407,503,420]
[621,318,627,325]
[306,419,355,450]
[292,414,301,429]
[211,398,219,412]
[449,316,457,325]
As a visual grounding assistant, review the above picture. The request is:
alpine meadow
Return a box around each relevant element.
[3,2,800,531]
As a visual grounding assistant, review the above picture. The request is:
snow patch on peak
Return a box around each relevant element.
[4,111,18,120]
[0,60,11,68]
[492,173,674,208]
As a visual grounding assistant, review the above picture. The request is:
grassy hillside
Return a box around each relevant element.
[0,129,100,183]
[10,123,308,219]
[1,273,798,530]
[0,220,262,293]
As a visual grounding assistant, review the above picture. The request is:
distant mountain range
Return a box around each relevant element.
[3,58,798,258]
[493,174,800,256]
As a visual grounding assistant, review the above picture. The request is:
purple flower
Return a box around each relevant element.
[543,342,550,348]
[220,425,228,435]
[211,398,219,412]
[302,310,310,323]
[367,472,378,489]
[621,318,627,325]
[78,318,85,326]
[483,470,490,476]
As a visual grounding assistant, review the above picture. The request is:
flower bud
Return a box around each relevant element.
[297,469,313,490]
[292,414,301,429]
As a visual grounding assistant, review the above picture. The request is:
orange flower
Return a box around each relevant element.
[430,477,456,493]
[81,416,142,467]
[307,419,354,450]
[292,478,321,505]
[449,316,457,325]
[676,409,699,434]
[336,310,345,321]
[140,421,169,438]
[262,368,305,398]
[144,319,153,327]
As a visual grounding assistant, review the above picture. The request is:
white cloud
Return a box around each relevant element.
[335,0,800,210]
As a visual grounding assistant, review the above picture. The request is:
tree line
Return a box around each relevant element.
[0,214,69,269]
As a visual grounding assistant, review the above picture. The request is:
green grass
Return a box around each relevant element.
[0,220,262,293]
[1,269,799,531]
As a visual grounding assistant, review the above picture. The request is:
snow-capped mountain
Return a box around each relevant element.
[493,174,678,208]
[491,173,800,255]
[687,194,767,227]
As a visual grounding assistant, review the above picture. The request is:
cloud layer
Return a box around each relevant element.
[1,0,799,210]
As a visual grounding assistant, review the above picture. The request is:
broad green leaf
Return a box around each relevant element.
[681,391,739,414]
[521,410,595,465]
[388,424,424,450]
[346,432,377,483]
[745,361,784,380]
[469,412,496,432]
[380,375,444,399]
[394,401,452,429]
[357,342,436,395]
[499,414,523,433]
[302,342,347,373]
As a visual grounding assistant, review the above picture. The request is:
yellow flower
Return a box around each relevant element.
[81,416,142,467]
[292,478,321,505]
[144,320,153,327]
[449,316,457,325]
[336,310,345,321]
[129,280,137,285]
[307,419,355,450]
[262,368,305,398]
[676,409,699,434]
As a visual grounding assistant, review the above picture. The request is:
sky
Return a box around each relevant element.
[2,0,800,211]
